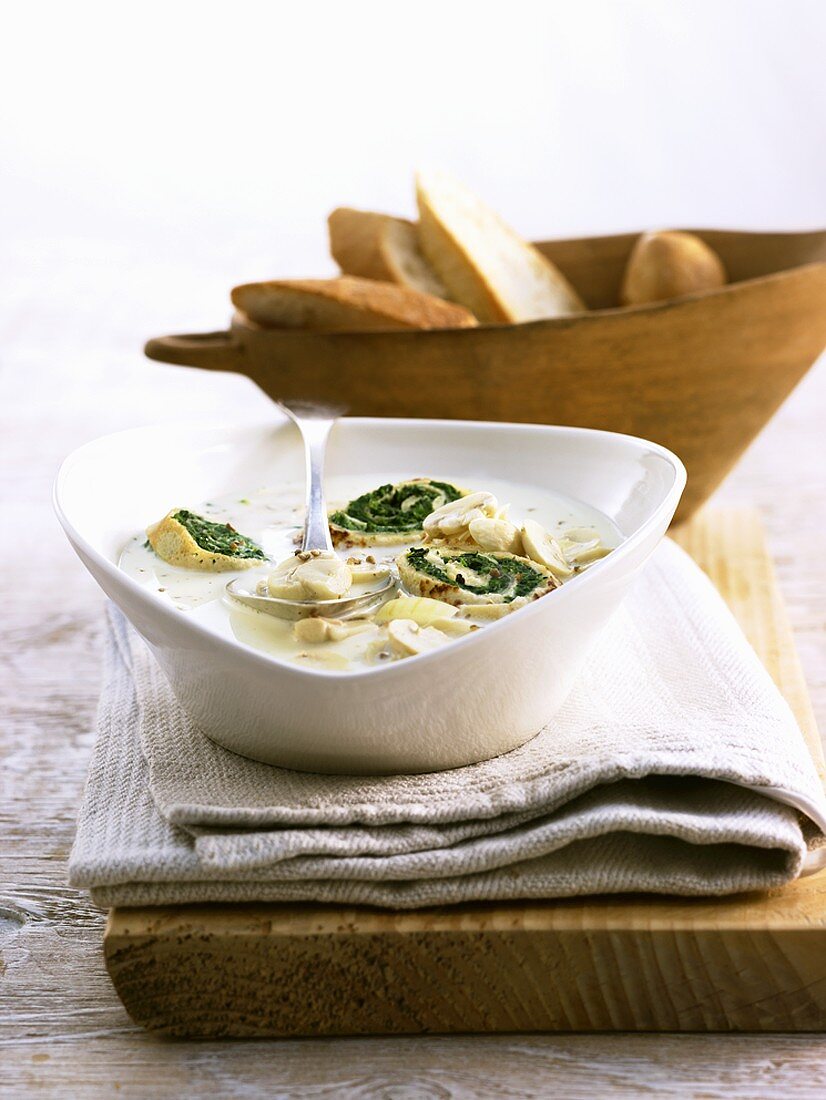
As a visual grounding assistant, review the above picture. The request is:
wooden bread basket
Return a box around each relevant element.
[145,228,826,522]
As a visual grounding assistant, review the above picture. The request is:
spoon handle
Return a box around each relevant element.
[274,403,336,553]
[298,415,335,553]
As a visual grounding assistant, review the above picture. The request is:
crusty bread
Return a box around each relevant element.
[328,208,450,300]
[327,208,397,281]
[231,276,476,332]
[621,231,727,305]
[415,170,586,323]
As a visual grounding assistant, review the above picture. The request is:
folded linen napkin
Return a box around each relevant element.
[69,539,826,909]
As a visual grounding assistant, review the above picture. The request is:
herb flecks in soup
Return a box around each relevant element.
[121,474,620,671]
[329,478,464,546]
[146,509,267,572]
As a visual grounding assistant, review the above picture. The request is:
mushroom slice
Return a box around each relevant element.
[422,491,498,540]
[559,527,612,565]
[268,551,352,600]
[293,617,332,643]
[520,520,574,579]
[386,619,451,657]
[347,559,392,584]
[468,516,523,554]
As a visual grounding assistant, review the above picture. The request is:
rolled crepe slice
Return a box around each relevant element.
[146,509,267,572]
[397,545,558,609]
[329,478,465,546]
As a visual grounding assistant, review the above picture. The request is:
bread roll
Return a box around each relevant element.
[231,276,476,332]
[621,231,727,305]
[415,170,586,323]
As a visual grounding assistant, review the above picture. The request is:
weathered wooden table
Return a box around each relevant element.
[2,249,825,1095]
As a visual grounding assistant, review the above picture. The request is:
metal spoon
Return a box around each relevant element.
[226,400,396,621]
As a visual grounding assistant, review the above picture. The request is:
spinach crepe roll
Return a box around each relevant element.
[397,545,558,611]
[329,478,466,546]
[146,509,267,572]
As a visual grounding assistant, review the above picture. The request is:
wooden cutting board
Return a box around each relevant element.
[103,508,826,1036]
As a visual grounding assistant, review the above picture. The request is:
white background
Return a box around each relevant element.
[2,0,825,342]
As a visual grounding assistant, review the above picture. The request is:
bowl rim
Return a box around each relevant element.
[53,416,687,683]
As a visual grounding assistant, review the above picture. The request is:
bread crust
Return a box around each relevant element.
[231,276,476,332]
[328,208,451,301]
[328,208,399,282]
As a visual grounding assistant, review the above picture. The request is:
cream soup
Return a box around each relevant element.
[119,474,621,671]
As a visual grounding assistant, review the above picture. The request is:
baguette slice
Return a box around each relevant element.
[328,207,450,300]
[231,276,476,332]
[620,231,727,305]
[416,170,586,322]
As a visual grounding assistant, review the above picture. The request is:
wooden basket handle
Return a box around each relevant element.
[144,331,245,372]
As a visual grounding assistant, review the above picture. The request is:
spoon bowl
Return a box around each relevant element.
[225,570,396,622]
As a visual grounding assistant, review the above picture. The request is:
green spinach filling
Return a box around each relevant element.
[406,547,547,602]
[330,480,462,534]
[173,509,266,560]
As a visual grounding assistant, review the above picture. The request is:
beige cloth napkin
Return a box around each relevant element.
[69,539,826,909]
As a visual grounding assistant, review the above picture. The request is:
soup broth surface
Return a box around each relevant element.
[119,473,621,671]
